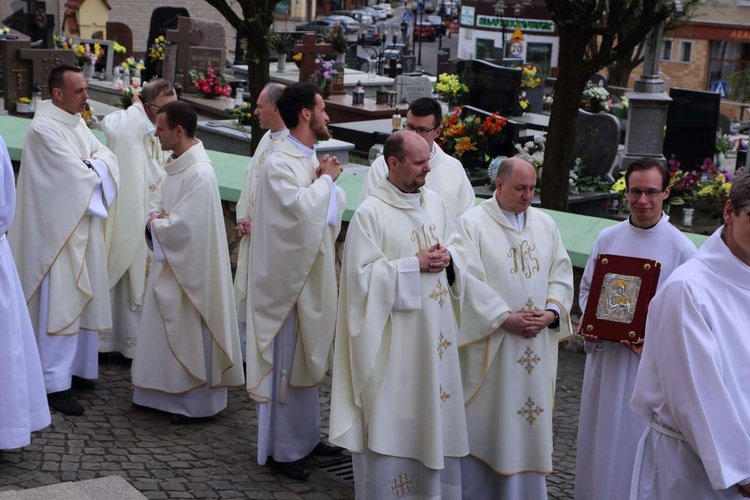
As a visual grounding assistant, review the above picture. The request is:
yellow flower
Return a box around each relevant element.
[611,176,626,194]
[455,137,477,156]
[721,182,732,194]
[697,185,714,196]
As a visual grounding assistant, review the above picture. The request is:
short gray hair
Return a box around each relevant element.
[264,83,285,105]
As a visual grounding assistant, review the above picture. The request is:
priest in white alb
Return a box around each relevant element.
[358,97,474,221]
[131,101,244,424]
[9,64,118,417]
[99,78,176,359]
[0,134,51,450]
[234,83,287,360]
[245,84,345,480]
[574,158,695,500]
[331,129,469,498]
[457,157,573,499]
[629,172,750,499]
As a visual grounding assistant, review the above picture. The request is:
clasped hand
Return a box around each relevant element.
[236,217,252,238]
[417,243,450,273]
[316,154,343,182]
[504,310,555,338]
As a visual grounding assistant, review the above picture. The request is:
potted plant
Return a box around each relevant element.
[189,65,232,99]
[324,24,349,59]
[309,57,344,98]
[269,32,294,72]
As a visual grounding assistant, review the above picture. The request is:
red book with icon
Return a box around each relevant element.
[580,253,662,343]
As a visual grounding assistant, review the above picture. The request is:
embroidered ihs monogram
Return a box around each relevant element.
[411,223,440,252]
[508,240,540,279]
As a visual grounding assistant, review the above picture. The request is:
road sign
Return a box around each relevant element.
[403,10,413,24]
[509,40,524,57]
[712,81,727,98]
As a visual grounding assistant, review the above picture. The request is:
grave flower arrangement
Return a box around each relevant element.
[520,64,541,89]
[582,85,610,112]
[118,87,140,109]
[309,57,344,91]
[121,57,145,72]
[189,65,232,99]
[74,43,104,65]
[606,95,629,119]
[439,106,508,166]
[0,25,10,38]
[113,41,127,55]
[230,101,253,125]
[148,35,166,62]
[666,158,733,215]
[324,23,349,55]
[433,73,468,104]
[515,91,531,115]
[513,135,545,171]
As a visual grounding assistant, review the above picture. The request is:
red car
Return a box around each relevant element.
[413,22,436,42]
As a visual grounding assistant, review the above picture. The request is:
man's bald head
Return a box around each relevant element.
[384,130,431,193]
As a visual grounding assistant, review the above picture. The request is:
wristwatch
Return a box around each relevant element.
[546,309,560,329]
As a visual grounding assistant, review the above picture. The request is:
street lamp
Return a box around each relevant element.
[494,1,507,59]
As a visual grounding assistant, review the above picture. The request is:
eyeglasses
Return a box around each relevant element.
[144,102,162,111]
[402,123,439,135]
[626,188,664,198]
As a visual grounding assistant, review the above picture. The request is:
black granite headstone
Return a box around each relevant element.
[573,110,621,177]
[457,59,521,116]
[663,88,720,169]
[143,7,189,82]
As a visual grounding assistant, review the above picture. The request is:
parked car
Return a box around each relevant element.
[413,22,436,42]
[330,11,369,28]
[295,19,337,36]
[381,43,406,62]
[364,6,388,20]
[324,15,361,33]
[350,10,374,25]
[426,15,446,37]
[376,3,394,17]
[359,26,382,46]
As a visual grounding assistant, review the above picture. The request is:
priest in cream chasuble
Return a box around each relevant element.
[99,79,176,358]
[234,83,288,361]
[131,102,244,419]
[9,66,118,415]
[245,85,346,477]
[331,131,469,498]
[457,158,573,499]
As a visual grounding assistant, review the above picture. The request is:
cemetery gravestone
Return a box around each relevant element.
[293,33,332,84]
[401,55,417,75]
[164,17,226,94]
[106,22,133,67]
[1,39,75,112]
[72,37,114,80]
[663,88,720,169]
[457,59,521,116]
[523,63,544,114]
[573,109,621,178]
[144,7,189,82]
[395,75,433,104]
[588,73,607,88]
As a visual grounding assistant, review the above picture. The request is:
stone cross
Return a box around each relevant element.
[166,17,201,83]
[293,33,332,84]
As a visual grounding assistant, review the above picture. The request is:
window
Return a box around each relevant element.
[661,39,673,61]
[679,40,693,63]
[738,0,750,6]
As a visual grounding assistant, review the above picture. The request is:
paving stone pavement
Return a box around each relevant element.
[0,349,585,499]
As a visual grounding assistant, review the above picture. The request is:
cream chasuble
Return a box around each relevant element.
[0,134,50,449]
[234,127,288,319]
[457,198,573,475]
[575,216,695,500]
[245,137,345,402]
[359,142,475,221]
[9,100,119,336]
[131,141,244,395]
[330,181,469,471]
[630,228,750,498]
[99,102,167,356]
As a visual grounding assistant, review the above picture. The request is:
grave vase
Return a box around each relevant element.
[322,79,333,99]
[82,61,95,79]
[332,68,345,95]
[277,52,287,72]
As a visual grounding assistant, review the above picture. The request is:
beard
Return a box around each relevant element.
[311,112,331,141]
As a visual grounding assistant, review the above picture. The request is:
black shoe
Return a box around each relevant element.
[47,390,84,416]
[71,376,96,391]
[267,458,309,481]
[311,441,344,457]
[169,413,208,425]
